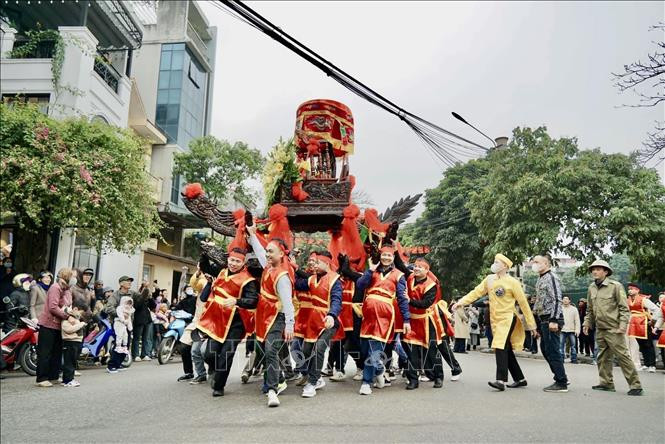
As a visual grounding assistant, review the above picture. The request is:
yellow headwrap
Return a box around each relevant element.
[495,253,513,269]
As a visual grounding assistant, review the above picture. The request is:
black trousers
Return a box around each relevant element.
[383,339,395,371]
[36,326,62,382]
[405,323,443,383]
[210,320,246,391]
[579,329,594,355]
[453,338,467,353]
[348,313,364,370]
[328,330,356,373]
[303,326,336,385]
[436,337,462,376]
[495,316,525,382]
[636,337,656,367]
[181,343,193,375]
[62,340,82,383]
[255,313,286,392]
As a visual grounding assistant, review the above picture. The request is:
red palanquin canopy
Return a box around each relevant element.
[294,99,354,157]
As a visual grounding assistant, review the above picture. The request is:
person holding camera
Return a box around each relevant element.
[532,254,569,393]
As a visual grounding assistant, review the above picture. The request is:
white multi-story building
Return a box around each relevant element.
[0,1,217,298]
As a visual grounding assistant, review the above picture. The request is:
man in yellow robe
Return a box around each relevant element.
[453,254,537,391]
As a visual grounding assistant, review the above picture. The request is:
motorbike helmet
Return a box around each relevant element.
[12,273,33,291]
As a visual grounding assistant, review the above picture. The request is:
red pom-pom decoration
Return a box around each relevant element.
[183,183,204,199]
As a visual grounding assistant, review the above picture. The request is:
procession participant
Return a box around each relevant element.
[531,254,569,392]
[452,254,537,392]
[328,274,357,381]
[356,243,411,396]
[337,254,366,381]
[293,251,342,398]
[197,247,258,397]
[582,259,642,396]
[247,224,296,408]
[401,258,444,390]
[652,294,665,371]
[293,253,318,386]
[430,297,463,381]
[626,283,659,373]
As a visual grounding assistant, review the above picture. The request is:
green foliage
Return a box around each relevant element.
[173,135,264,207]
[262,138,301,207]
[470,127,665,285]
[0,102,163,255]
[410,159,489,299]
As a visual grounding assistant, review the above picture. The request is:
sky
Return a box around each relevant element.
[198,1,664,219]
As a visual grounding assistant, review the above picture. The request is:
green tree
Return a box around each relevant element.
[0,103,162,273]
[470,127,665,285]
[173,135,264,207]
[410,159,489,300]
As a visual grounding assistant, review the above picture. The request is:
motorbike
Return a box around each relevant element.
[1,296,39,376]
[157,310,192,365]
[80,317,132,368]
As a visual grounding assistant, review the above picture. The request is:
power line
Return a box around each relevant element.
[215,0,491,167]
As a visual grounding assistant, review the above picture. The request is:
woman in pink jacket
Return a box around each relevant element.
[36,268,74,387]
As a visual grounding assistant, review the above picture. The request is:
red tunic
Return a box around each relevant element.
[333,279,355,341]
[360,268,404,343]
[658,304,665,348]
[294,289,311,339]
[627,294,650,339]
[403,275,440,347]
[255,263,293,342]
[303,271,340,342]
[197,269,255,343]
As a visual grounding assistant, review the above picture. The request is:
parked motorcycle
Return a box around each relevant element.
[1,296,39,376]
[157,310,192,365]
[80,317,132,368]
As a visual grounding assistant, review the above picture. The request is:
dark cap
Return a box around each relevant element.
[83,268,94,275]
[118,275,134,283]
[627,282,640,290]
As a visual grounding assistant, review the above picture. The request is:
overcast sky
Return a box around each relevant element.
[198,1,664,219]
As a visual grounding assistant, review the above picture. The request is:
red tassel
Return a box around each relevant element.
[265,204,293,251]
[291,182,309,202]
[183,183,204,199]
[228,209,249,252]
[364,208,389,234]
[339,204,366,271]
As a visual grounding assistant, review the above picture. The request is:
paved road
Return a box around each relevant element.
[1,346,663,443]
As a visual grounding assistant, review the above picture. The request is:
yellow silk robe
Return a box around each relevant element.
[459,274,536,350]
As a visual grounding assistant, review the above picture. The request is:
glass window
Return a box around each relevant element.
[142,264,153,283]
[170,173,181,204]
[169,89,181,104]
[159,51,171,70]
[169,71,182,89]
[158,71,170,89]
[171,50,184,70]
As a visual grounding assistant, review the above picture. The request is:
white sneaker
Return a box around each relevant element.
[276,381,288,395]
[352,369,363,381]
[62,380,80,387]
[36,381,53,387]
[359,383,372,395]
[142,356,152,362]
[330,371,346,382]
[314,377,326,390]
[74,370,81,377]
[648,366,656,373]
[107,368,119,374]
[301,383,317,398]
[373,373,385,389]
[134,357,142,362]
[267,390,280,407]
[451,373,461,382]
[419,375,429,382]
[639,365,648,371]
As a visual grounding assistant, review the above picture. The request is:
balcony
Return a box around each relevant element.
[10,35,58,59]
[186,21,211,69]
[93,54,121,93]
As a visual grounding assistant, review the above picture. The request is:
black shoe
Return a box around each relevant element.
[592,384,616,392]
[321,366,333,377]
[405,380,419,390]
[177,373,194,382]
[507,379,527,388]
[433,378,443,388]
[212,389,224,397]
[627,388,643,396]
[488,381,505,391]
[543,382,568,393]
[241,372,250,384]
[189,375,207,384]
[284,372,299,381]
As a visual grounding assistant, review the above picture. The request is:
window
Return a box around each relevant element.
[2,94,50,114]
[170,173,181,205]
[142,264,153,283]
[72,232,99,272]
[155,43,207,149]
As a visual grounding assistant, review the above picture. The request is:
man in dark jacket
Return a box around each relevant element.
[6,274,32,330]
[71,268,95,320]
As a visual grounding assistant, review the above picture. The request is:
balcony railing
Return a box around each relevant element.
[93,54,121,93]
[11,36,57,59]
[186,22,209,63]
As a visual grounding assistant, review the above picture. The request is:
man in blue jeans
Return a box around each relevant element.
[559,296,580,364]
[532,254,569,393]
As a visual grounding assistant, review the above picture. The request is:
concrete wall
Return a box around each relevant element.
[98,249,143,292]
[142,252,193,302]
[131,42,161,122]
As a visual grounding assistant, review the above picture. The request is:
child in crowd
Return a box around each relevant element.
[114,296,134,355]
[61,300,88,387]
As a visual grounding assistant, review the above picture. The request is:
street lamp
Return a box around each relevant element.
[451,112,508,149]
